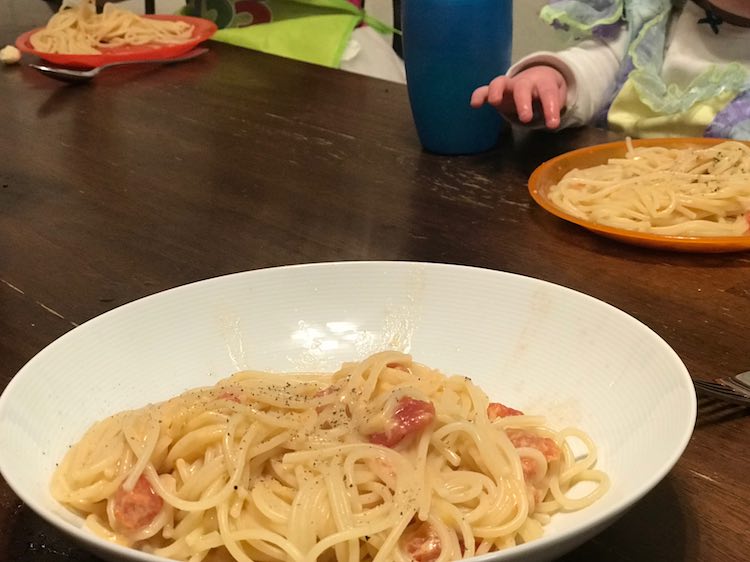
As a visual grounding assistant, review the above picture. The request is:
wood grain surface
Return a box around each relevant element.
[1,2,748,561]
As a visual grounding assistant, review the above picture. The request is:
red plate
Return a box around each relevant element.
[16,15,217,69]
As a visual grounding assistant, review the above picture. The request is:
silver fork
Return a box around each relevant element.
[29,47,209,83]
[693,371,750,406]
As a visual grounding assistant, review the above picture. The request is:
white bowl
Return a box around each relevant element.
[0,261,696,562]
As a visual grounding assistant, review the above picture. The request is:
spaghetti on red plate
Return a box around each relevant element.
[31,0,194,55]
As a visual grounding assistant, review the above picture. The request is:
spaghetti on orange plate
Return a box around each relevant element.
[549,139,750,237]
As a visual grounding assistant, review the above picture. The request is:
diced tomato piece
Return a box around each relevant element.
[401,522,441,562]
[217,391,241,403]
[368,397,435,448]
[520,457,538,480]
[507,429,559,482]
[314,385,339,398]
[387,362,410,372]
[368,432,394,447]
[313,385,340,413]
[113,475,163,531]
[507,429,561,465]
[487,402,524,419]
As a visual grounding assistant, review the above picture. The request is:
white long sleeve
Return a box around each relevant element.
[507,25,629,129]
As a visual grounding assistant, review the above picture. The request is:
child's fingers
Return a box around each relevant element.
[532,69,568,129]
[537,82,562,129]
[511,79,534,123]
[486,76,509,107]
[469,85,490,108]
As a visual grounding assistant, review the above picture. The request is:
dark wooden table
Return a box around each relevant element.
[2,2,749,561]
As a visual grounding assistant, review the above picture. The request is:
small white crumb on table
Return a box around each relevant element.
[1,45,21,65]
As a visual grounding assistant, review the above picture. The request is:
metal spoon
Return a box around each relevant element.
[29,47,209,83]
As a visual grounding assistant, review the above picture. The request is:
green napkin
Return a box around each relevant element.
[185,0,394,68]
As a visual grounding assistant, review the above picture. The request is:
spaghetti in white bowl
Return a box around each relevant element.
[0,262,696,562]
[51,351,608,561]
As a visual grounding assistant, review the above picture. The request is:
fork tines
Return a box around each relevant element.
[693,380,750,406]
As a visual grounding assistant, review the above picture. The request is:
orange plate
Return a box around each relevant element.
[528,137,750,253]
[16,15,217,69]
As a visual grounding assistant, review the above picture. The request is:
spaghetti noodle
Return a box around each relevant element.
[51,351,608,561]
[549,139,750,237]
[30,0,194,55]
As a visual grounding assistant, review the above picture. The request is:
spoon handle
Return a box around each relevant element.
[96,46,210,72]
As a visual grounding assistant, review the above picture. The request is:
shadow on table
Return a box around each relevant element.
[511,126,622,176]
[34,83,85,119]
[5,502,101,562]
[558,474,699,561]
[528,209,750,269]
[695,396,750,427]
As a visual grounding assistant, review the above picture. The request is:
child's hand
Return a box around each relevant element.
[470,66,568,129]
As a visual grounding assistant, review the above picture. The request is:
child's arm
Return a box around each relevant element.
[471,27,629,130]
